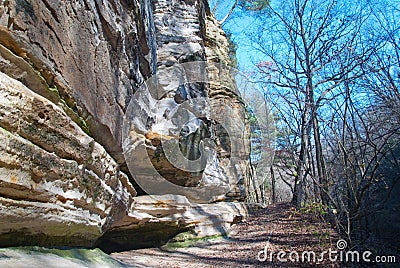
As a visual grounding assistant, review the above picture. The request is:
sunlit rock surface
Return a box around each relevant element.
[97,194,248,252]
[0,0,250,249]
[125,0,250,200]
[0,72,135,246]
[0,0,156,163]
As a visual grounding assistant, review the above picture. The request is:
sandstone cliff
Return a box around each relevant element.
[0,0,249,249]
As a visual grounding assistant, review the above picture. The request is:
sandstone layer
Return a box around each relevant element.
[0,0,250,248]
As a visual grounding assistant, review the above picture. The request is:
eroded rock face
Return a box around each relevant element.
[97,194,248,252]
[124,0,250,201]
[0,0,150,247]
[0,0,250,248]
[0,0,156,163]
[0,72,136,247]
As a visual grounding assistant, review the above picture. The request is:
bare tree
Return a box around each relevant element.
[327,0,400,242]
[233,0,400,249]
[251,0,375,206]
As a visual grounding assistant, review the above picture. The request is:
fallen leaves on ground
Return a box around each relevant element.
[111,203,340,267]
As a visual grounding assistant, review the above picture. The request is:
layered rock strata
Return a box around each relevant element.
[0,0,250,248]
[0,71,135,246]
[97,194,247,252]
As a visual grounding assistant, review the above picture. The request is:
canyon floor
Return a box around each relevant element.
[111,203,340,267]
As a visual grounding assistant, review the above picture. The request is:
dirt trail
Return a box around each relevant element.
[111,203,339,267]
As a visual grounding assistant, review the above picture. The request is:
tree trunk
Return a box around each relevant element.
[312,113,329,206]
[292,105,310,207]
[271,165,276,203]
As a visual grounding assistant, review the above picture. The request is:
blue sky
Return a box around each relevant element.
[224,15,263,71]
[209,0,266,71]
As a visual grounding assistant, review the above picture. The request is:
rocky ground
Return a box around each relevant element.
[112,203,340,267]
